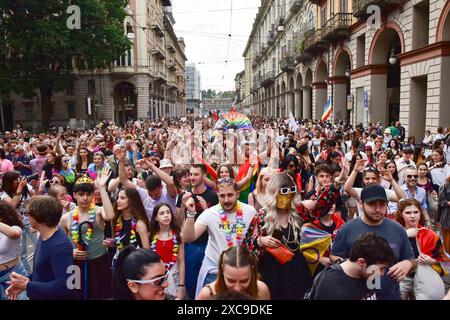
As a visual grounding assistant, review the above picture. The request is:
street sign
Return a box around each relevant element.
[364,91,368,109]
[347,95,353,110]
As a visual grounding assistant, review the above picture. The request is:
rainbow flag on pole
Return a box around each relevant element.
[321,97,333,122]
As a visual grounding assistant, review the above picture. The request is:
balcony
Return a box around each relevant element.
[353,0,404,18]
[267,29,276,46]
[304,29,328,54]
[152,70,167,83]
[167,60,176,71]
[260,71,275,87]
[167,80,177,89]
[151,20,164,37]
[289,0,304,13]
[321,13,353,42]
[151,45,166,60]
[167,43,176,53]
[280,56,295,73]
[261,44,269,55]
[252,76,260,93]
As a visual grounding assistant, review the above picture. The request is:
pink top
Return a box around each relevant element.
[0,159,14,174]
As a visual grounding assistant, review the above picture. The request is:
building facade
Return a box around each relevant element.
[2,0,187,131]
[202,96,235,116]
[186,64,202,115]
[242,0,450,138]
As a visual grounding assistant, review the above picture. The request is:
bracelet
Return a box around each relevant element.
[186,211,196,219]
[256,236,262,247]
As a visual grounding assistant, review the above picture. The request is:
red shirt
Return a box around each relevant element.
[154,238,175,265]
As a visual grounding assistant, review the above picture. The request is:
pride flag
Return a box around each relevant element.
[202,159,218,182]
[300,225,332,276]
[321,97,333,122]
[236,160,259,204]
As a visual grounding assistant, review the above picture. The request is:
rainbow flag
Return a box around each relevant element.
[321,97,333,122]
[300,225,332,276]
[236,160,259,204]
[202,159,218,182]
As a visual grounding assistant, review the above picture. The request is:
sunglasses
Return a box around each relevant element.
[280,186,297,195]
[50,180,60,184]
[406,174,418,179]
[127,269,169,287]
[217,177,234,185]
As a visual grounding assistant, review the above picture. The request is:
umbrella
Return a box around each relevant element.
[78,221,90,300]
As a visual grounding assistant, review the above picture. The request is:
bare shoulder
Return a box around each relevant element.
[257,280,271,300]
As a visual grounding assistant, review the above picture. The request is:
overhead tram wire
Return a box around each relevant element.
[223,0,234,88]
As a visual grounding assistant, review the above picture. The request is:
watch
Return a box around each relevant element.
[186,211,196,219]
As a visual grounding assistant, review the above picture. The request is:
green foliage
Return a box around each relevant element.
[295,38,305,55]
[0,0,131,128]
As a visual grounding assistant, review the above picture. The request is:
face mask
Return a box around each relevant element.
[276,194,293,210]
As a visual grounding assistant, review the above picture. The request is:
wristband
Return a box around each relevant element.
[186,211,196,219]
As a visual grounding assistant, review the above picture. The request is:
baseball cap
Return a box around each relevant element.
[384,128,391,134]
[159,159,173,169]
[361,185,388,203]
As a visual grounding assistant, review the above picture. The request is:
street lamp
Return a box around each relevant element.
[345,67,350,78]
[389,47,397,65]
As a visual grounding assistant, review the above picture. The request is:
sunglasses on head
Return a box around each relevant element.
[280,186,297,195]
[217,177,234,185]
[127,269,169,287]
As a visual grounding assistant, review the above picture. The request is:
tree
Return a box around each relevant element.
[0,0,131,130]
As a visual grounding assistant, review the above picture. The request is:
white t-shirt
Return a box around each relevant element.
[0,226,22,264]
[197,202,257,264]
[136,186,177,221]
[429,164,450,188]
[354,187,396,218]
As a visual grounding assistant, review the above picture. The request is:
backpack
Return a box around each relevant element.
[304,262,343,300]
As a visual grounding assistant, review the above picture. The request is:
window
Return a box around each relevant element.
[23,102,33,120]
[340,0,347,12]
[88,80,96,95]
[321,5,327,28]
[330,0,334,16]
[67,102,76,119]
[50,102,55,119]
[66,81,75,95]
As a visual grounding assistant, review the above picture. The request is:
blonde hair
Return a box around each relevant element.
[255,167,276,195]
[261,173,302,243]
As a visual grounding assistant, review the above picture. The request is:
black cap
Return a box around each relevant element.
[361,185,388,203]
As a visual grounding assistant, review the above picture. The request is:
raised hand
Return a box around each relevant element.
[96,167,112,188]
[354,159,366,173]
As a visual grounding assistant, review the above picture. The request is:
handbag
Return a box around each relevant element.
[266,244,295,265]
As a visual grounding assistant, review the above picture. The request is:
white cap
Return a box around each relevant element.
[159,159,173,169]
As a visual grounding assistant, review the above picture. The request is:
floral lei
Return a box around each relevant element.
[87,163,105,181]
[54,168,76,184]
[219,201,244,247]
[151,231,179,270]
[71,204,96,248]
[114,216,137,249]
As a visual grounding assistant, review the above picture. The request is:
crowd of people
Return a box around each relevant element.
[1,115,450,300]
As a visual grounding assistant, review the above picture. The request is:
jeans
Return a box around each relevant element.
[0,261,29,300]
[184,241,207,300]
[20,215,38,275]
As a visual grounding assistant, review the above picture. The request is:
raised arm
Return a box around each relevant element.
[147,160,177,198]
[181,197,207,243]
[96,167,114,222]
[344,159,366,199]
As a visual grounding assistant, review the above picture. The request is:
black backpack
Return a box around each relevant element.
[304,263,343,300]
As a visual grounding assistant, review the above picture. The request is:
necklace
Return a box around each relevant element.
[114,216,137,249]
[151,231,179,270]
[281,224,300,252]
[71,204,96,248]
[219,202,244,247]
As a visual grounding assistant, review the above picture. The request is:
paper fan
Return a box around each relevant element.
[214,108,252,131]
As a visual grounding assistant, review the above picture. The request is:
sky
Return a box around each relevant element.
[172,0,261,92]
